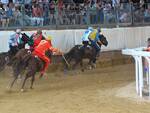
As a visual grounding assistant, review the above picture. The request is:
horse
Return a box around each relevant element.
[63,34,108,71]
[0,33,32,72]
[0,52,9,71]
[9,49,52,91]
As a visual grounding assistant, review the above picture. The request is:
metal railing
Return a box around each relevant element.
[0,2,150,30]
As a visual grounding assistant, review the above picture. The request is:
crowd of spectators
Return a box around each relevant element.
[0,0,150,28]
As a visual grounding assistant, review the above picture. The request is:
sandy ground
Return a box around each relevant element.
[0,64,150,113]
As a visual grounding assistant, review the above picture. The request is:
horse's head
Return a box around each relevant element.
[99,34,108,47]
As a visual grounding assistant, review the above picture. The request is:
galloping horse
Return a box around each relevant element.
[0,33,32,72]
[9,50,52,91]
[63,34,108,71]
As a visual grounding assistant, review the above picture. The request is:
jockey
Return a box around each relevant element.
[89,27,103,63]
[144,38,150,51]
[30,29,45,51]
[81,27,93,49]
[8,29,22,56]
[143,38,150,72]
[32,36,62,77]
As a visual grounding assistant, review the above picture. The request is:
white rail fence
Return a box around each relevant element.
[1,26,150,52]
[122,47,150,97]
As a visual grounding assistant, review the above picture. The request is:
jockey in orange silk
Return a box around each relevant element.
[32,36,62,76]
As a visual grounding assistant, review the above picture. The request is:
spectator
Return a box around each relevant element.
[24,0,31,4]
[89,0,97,24]
[112,0,120,8]
[49,0,56,24]
[134,7,145,22]
[0,0,9,4]
[57,0,63,24]
[1,4,10,27]
[32,4,44,26]
[13,0,23,4]
[43,3,49,25]
[144,7,150,22]
[119,11,130,22]
[81,3,88,24]
[24,4,31,16]
[103,2,114,23]
[13,5,23,26]
[96,0,104,24]
[23,4,31,26]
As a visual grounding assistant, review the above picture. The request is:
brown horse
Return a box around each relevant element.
[0,33,33,72]
[63,34,108,71]
[9,49,52,91]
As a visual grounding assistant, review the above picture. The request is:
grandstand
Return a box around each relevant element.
[0,0,150,29]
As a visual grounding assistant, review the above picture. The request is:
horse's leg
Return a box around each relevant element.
[9,67,20,89]
[0,64,5,72]
[21,71,32,92]
[9,74,18,90]
[91,56,97,69]
[80,60,84,72]
[87,59,92,70]
[0,55,7,72]
[72,59,81,70]
[89,51,97,69]
[30,72,36,89]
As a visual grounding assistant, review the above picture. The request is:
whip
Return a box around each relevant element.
[62,54,70,67]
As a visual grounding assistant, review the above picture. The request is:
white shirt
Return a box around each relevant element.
[0,0,8,4]
[82,29,93,41]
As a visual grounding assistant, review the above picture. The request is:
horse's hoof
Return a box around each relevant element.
[81,69,84,72]
[92,64,96,68]
[6,86,11,92]
[88,66,92,70]
[30,87,33,89]
[21,89,24,92]
[39,73,44,79]
[63,69,68,75]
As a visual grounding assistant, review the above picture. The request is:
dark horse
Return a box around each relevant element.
[0,33,33,72]
[9,49,52,91]
[63,34,108,71]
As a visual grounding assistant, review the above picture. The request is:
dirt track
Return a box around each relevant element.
[0,64,150,113]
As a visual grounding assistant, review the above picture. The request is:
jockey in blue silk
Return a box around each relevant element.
[81,27,93,48]
[89,27,103,63]
[8,29,23,56]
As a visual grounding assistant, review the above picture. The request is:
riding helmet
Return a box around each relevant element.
[16,29,21,34]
